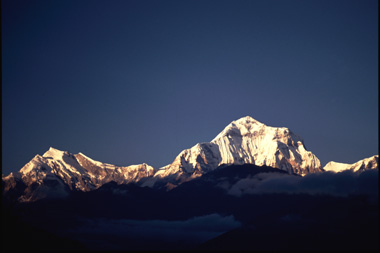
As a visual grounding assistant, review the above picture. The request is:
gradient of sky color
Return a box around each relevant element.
[2,0,378,175]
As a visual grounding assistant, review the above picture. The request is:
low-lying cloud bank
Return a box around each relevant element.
[227,169,378,200]
[65,213,241,249]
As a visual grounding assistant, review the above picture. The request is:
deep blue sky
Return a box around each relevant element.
[2,0,378,175]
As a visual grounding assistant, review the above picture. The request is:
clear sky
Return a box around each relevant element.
[2,0,378,175]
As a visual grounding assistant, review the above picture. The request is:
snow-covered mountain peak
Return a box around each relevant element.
[211,116,304,145]
[210,116,319,174]
[211,116,264,142]
[4,116,377,200]
[19,154,46,174]
[324,155,379,173]
[42,147,67,158]
[4,148,157,201]
[235,115,264,125]
[323,161,349,173]
[149,116,322,188]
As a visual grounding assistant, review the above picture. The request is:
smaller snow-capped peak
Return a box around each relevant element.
[323,161,350,173]
[5,147,157,201]
[324,155,379,173]
[43,147,67,159]
[19,154,47,174]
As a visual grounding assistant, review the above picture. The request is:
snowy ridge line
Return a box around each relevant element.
[2,116,379,201]
[323,155,379,173]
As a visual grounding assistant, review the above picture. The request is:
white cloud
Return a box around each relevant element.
[227,169,379,202]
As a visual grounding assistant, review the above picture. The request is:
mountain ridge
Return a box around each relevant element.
[323,155,379,173]
[2,147,156,202]
[2,116,378,201]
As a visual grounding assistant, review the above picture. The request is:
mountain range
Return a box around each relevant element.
[2,116,378,250]
[2,116,378,202]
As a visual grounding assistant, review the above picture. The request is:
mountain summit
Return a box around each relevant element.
[212,116,321,174]
[4,116,377,201]
[2,147,155,202]
[323,155,379,173]
[149,116,322,188]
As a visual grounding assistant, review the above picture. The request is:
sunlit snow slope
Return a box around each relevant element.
[2,147,155,201]
[4,116,377,200]
[150,116,322,187]
[323,155,379,173]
